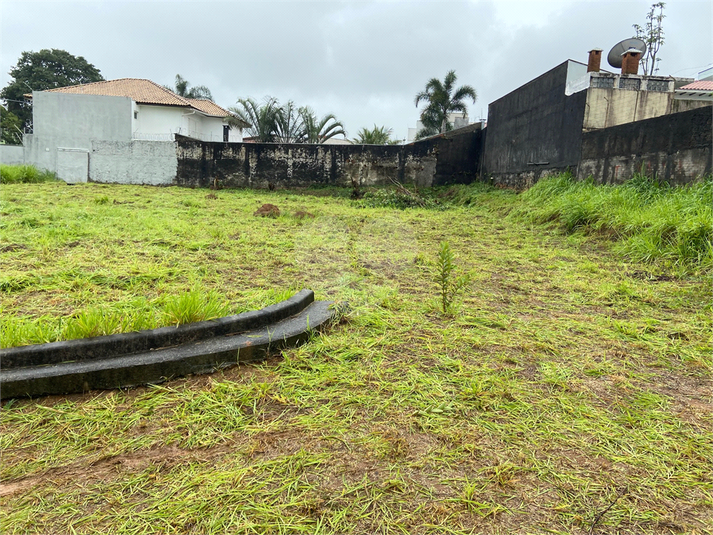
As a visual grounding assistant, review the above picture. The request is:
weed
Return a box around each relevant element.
[359,187,442,210]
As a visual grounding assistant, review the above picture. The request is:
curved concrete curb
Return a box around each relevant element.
[1,290,339,399]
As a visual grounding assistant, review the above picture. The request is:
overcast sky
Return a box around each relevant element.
[1,0,711,141]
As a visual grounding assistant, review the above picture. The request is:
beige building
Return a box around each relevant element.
[564,50,711,132]
[580,72,709,131]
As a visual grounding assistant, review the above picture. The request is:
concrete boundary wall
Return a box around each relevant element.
[90,140,178,185]
[577,106,712,185]
[0,145,24,165]
[174,125,484,190]
[482,61,588,190]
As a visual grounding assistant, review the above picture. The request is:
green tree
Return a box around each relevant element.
[299,107,346,144]
[414,70,476,140]
[228,97,281,142]
[166,74,213,100]
[229,97,345,144]
[274,100,306,143]
[633,2,665,76]
[0,106,23,145]
[0,49,103,130]
[353,125,398,145]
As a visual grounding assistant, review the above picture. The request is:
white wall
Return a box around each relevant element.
[228,125,242,143]
[0,145,25,165]
[25,92,132,179]
[583,88,673,130]
[134,104,237,142]
[133,104,185,141]
[91,140,177,185]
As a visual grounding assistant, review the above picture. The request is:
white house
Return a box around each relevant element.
[28,78,245,143]
[22,78,248,184]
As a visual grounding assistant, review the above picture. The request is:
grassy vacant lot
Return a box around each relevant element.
[1,178,711,534]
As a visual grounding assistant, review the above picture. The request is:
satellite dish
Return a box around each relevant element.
[607,38,647,68]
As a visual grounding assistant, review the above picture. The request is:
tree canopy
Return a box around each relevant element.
[166,74,213,100]
[1,106,23,145]
[414,70,476,140]
[0,49,104,130]
[353,125,399,145]
[229,97,345,144]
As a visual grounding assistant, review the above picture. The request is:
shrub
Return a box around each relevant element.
[0,164,59,184]
[359,187,442,210]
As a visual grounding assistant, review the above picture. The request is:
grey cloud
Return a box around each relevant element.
[2,0,710,141]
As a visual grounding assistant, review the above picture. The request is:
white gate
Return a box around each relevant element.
[57,148,89,184]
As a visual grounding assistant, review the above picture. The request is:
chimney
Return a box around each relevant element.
[621,48,642,75]
[587,49,602,73]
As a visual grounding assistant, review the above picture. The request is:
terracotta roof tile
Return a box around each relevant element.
[42,78,192,107]
[35,79,246,123]
[187,98,230,117]
[678,80,713,91]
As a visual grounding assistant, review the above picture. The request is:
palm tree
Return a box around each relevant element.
[300,107,346,144]
[353,125,397,145]
[228,97,281,142]
[414,70,476,140]
[274,101,306,143]
[167,74,213,100]
[228,97,346,144]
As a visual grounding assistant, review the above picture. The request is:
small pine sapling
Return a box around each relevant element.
[435,241,471,314]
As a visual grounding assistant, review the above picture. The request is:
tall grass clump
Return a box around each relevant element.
[0,289,234,348]
[438,181,516,207]
[161,288,231,326]
[513,173,713,269]
[0,164,59,184]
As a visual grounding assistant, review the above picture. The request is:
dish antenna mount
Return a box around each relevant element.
[607,38,647,69]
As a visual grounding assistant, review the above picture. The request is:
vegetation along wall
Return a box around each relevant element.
[577,106,712,185]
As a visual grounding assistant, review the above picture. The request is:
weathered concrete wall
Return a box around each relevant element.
[430,123,485,186]
[584,88,711,131]
[482,61,587,189]
[584,88,671,131]
[90,140,178,185]
[0,145,24,165]
[578,106,712,185]
[174,126,484,189]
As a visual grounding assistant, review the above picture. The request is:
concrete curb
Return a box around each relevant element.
[1,291,338,400]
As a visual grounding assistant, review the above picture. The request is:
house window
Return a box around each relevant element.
[223,125,230,143]
[134,111,139,119]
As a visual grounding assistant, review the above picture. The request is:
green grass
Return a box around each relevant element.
[510,173,713,270]
[0,180,710,534]
[0,164,59,184]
